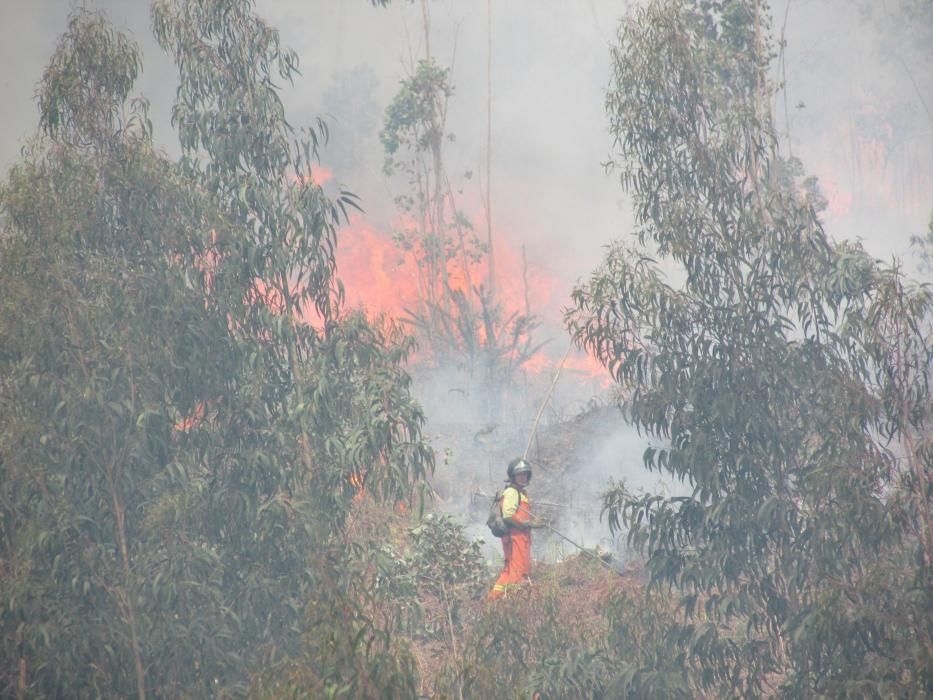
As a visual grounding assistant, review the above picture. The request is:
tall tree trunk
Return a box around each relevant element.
[486,0,495,296]
[420,0,450,310]
[107,461,146,700]
[750,0,764,193]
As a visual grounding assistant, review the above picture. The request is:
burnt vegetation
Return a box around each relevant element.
[1,1,931,698]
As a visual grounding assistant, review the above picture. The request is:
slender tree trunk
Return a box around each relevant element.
[108,465,147,700]
[779,0,793,157]
[433,137,449,300]
[15,627,26,700]
[420,0,450,310]
[280,271,316,481]
[486,0,495,295]
[421,0,431,60]
[750,0,764,193]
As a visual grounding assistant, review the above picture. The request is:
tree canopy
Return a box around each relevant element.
[568,0,932,695]
[0,3,430,696]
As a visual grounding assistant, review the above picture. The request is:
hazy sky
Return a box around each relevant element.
[2,0,931,297]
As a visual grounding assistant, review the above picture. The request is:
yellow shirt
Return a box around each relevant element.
[501,486,528,519]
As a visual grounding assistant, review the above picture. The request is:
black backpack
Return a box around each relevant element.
[486,487,516,538]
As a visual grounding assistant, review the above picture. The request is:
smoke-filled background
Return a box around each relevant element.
[2,0,931,559]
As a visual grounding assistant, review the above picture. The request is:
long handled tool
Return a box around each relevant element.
[517,503,620,573]
[522,343,572,460]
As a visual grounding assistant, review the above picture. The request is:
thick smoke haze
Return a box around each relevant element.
[2,1,930,558]
[3,1,931,277]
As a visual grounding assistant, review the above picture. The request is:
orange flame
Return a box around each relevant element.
[331,210,615,386]
[349,469,366,502]
[174,401,208,433]
[336,216,418,316]
[309,166,334,187]
[334,214,560,323]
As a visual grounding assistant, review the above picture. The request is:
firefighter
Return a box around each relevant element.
[488,458,546,600]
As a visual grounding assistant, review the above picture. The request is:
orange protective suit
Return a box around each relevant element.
[488,487,532,600]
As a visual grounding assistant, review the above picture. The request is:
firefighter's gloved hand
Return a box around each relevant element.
[530,518,551,530]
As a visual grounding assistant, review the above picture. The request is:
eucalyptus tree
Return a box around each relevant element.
[0,2,430,697]
[568,0,932,696]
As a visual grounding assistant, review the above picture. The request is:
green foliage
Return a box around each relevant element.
[381,59,454,175]
[435,595,558,699]
[250,545,420,700]
[372,512,486,648]
[39,10,149,147]
[252,509,487,697]
[599,588,694,698]
[455,582,692,700]
[405,513,487,597]
[568,0,933,696]
[0,2,432,697]
[435,569,617,700]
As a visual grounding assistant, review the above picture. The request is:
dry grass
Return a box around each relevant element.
[408,552,646,697]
